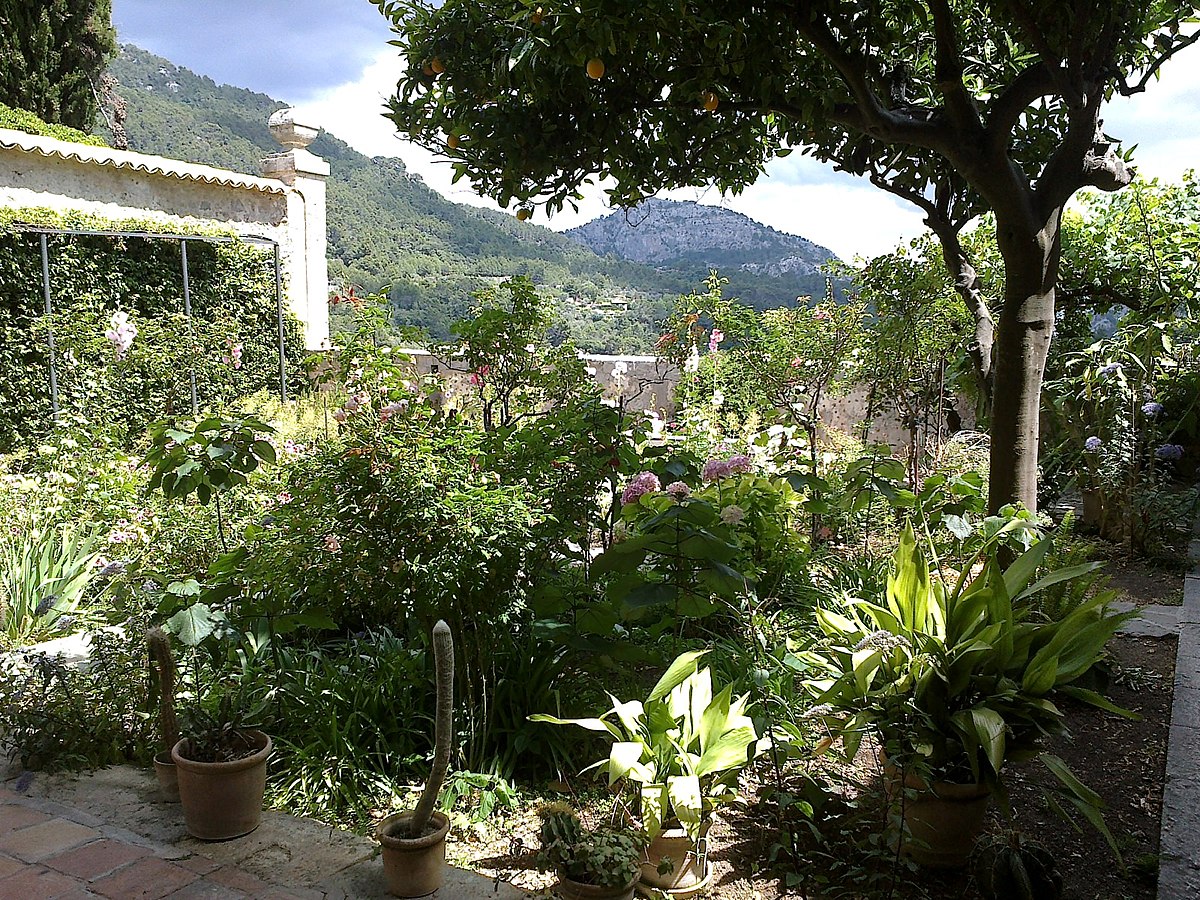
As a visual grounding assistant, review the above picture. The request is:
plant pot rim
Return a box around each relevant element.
[154,749,175,766]
[878,749,991,798]
[376,810,450,851]
[559,868,640,893]
[170,729,271,773]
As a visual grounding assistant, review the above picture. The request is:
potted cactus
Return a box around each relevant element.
[972,830,1063,899]
[147,628,180,801]
[377,620,454,898]
[537,804,643,900]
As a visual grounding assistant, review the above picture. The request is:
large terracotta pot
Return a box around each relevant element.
[640,820,714,896]
[153,750,179,802]
[376,810,450,898]
[882,756,992,868]
[555,870,638,900]
[171,730,271,841]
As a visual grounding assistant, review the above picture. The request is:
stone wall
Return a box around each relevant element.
[0,113,329,349]
[400,347,976,455]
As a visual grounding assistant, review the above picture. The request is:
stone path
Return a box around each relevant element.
[0,767,529,899]
[1156,540,1200,900]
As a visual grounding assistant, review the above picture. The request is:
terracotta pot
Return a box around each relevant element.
[1081,489,1104,530]
[153,749,179,801]
[555,870,638,900]
[882,756,992,868]
[171,730,271,841]
[640,820,714,896]
[376,810,450,898]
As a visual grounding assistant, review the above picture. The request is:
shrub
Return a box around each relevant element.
[0,102,107,146]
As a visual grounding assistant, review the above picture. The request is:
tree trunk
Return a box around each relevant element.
[987,213,1063,515]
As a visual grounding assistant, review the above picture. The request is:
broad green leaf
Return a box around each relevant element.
[527,714,621,738]
[667,774,703,840]
[608,741,652,784]
[648,650,708,702]
[166,602,216,646]
[696,725,756,776]
[1002,538,1051,597]
[641,783,668,840]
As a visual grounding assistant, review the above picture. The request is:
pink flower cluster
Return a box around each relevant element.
[334,392,370,422]
[379,399,409,422]
[621,471,661,504]
[702,453,752,482]
[104,311,137,359]
[222,339,244,369]
[708,329,724,352]
[665,481,691,501]
[468,364,491,387]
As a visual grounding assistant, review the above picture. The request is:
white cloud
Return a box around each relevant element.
[297,45,1200,263]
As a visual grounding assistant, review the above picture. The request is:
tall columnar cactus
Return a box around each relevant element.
[147,628,179,753]
[410,619,454,836]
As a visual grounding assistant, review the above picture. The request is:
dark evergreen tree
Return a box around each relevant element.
[0,0,117,130]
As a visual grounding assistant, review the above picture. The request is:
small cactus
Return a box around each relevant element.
[538,803,584,849]
[147,628,178,753]
[409,620,454,836]
[972,832,1063,900]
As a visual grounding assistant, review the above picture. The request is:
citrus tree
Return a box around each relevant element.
[374,0,1199,513]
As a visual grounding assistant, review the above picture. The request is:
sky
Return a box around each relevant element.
[112,1,1200,262]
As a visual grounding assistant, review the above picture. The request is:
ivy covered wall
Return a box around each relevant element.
[0,208,305,450]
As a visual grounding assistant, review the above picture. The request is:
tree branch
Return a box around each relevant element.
[1117,29,1200,96]
[928,0,985,137]
[985,62,1056,152]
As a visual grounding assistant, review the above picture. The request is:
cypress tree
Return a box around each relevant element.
[0,0,117,131]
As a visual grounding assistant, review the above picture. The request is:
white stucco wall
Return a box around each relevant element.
[0,128,329,349]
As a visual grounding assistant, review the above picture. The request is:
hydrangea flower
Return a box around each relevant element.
[1155,443,1184,461]
[104,311,137,359]
[1084,436,1103,452]
[702,458,730,482]
[665,481,691,501]
[621,471,661,504]
[1098,362,1121,379]
[1142,401,1165,417]
[719,505,746,525]
[726,454,752,475]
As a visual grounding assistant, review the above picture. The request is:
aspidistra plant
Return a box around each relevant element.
[531,650,762,841]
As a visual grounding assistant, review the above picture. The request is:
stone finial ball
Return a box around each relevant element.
[268,108,320,149]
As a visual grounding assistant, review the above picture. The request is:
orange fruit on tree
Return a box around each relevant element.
[532,6,544,25]
[422,63,435,77]
[702,91,719,112]
[447,134,460,150]
[516,208,532,221]
[431,57,445,74]
[586,57,605,80]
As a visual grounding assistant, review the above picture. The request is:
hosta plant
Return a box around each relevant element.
[531,651,762,841]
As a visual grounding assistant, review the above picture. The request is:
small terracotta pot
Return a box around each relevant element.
[555,870,638,900]
[640,820,713,896]
[376,810,450,898]
[882,755,992,868]
[171,730,271,841]
[153,750,179,801]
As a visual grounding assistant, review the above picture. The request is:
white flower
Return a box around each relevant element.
[711,389,725,409]
[719,505,745,525]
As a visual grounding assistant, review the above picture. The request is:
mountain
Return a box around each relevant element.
[566,198,840,308]
[101,46,835,350]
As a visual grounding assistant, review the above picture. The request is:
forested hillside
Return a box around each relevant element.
[101,46,834,350]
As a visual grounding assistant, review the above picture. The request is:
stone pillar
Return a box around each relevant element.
[262,109,330,350]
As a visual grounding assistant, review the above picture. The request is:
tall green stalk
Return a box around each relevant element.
[411,619,454,835]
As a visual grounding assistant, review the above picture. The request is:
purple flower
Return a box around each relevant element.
[1098,363,1121,379]
[726,454,752,475]
[1155,443,1184,461]
[1084,437,1103,452]
[702,459,730,482]
[1142,402,1165,418]
[665,481,691,501]
[621,471,661,504]
[708,329,724,352]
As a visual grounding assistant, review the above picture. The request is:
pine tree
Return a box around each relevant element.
[0,0,117,131]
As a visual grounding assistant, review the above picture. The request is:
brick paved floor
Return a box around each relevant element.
[0,785,320,900]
